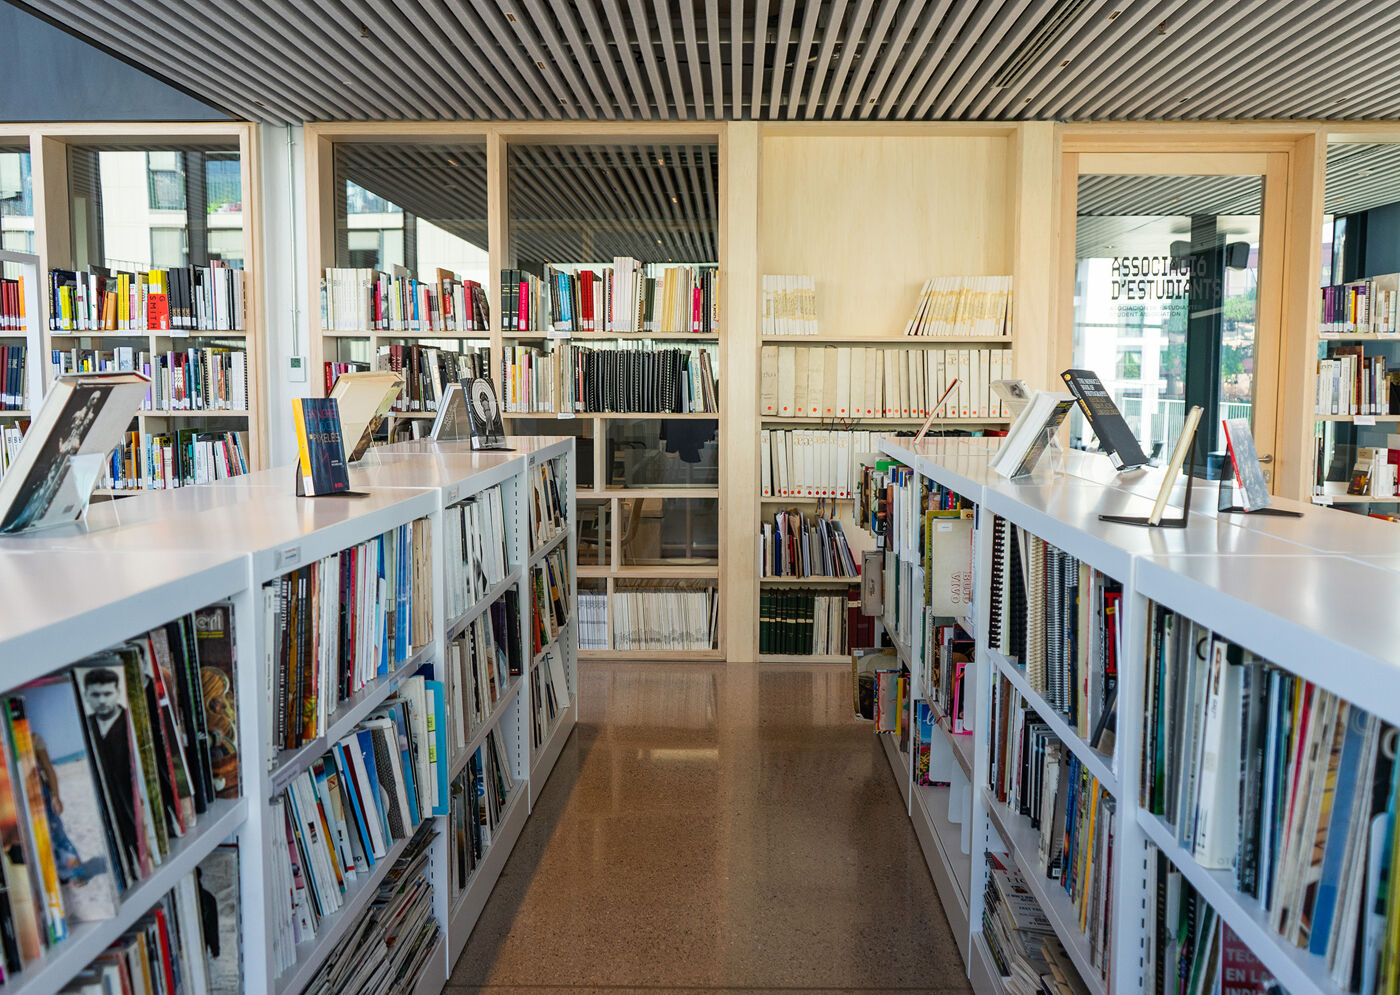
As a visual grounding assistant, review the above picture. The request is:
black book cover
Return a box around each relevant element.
[1060,369,1149,469]
[293,397,350,496]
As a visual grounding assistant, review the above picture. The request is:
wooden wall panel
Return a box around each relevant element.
[757,135,1014,337]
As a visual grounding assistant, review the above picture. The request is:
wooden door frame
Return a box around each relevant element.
[1055,128,1324,497]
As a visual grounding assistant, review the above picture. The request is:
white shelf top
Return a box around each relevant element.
[1136,552,1400,723]
[0,481,440,584]
[0,547,247,680]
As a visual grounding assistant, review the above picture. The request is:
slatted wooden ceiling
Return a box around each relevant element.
[17,0,1400,124]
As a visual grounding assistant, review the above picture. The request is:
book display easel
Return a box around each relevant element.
[0,123,267,495]
[0,435,576,995]
[870,433,1400,995]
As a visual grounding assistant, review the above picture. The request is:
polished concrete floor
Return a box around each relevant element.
[445,660,971,995]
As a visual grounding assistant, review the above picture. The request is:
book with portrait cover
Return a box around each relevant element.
[292,397,350,496]
[464,377,507,451]
[1061,368,1150,470]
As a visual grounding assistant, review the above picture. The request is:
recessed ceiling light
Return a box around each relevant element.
[1108,9,1121,18]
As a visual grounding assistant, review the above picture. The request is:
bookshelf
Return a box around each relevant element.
[302,128,725,660]
[0,123,268,483]
[870,434,1400,995]
[0,436,575,995]
[749,129,1024,662]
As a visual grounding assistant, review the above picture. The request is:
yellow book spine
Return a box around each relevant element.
[293,398,315,494]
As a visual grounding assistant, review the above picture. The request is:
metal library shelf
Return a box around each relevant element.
[503,409,718,420]
[873,433,1400,995]
[0,434,577,995]
[451,676,525,781]
[502,330,716,341]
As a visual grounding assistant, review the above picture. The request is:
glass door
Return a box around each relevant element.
[1064,152,1287,479]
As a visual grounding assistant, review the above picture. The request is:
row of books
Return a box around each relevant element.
[982,855,1087,995]
[905,275,1013,337]
[759,510,859,578]
[990,674,1115,981]
[0,605,237,978]
[873,664,908,737]
[446,595,522,750]
[529,648,571,751]
[444,485,510,621]
[577,593,607,650]
[1319,275,1400,335]
[447,732,516,900]
[1145,849,1278,995]
[500,344,720,414]
[297,827,439,995]
[760,345,1014,420]
[530,458,567,550]
[759,591,876,656]
[263,521,431,759]
[0,276,28,332]
[1316,350,1394,416]
[320,267,490,333]
[760,429,879,501]
[504,261,718,334]
[271,681,446,973]
[0,421,26,482]
[325,344,490,415]
[51,346,250,413]
[612,588,717,652]
[991,518,1122,750]
[530,546,570,655]
[59,851,239,995]
[0,345,26,409]
[761,274,818,335]
[923,622,973,733]
[1140,604,1396,991]
[104,429,249,491]
[1348,443,1400,498]
[50,265,246,332]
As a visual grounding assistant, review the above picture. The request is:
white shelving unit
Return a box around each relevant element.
[0,435,577,995]
[873,434,1400,995]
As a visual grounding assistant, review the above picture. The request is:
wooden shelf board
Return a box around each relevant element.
[1313,413,1400,422]
[578,564,720,579]
[761,415,1011,425]
[760,574,859,585]
[760,334,1012,344]
[578,648,723,660]
[504,410,718,420]
[503,330,716,340]
[1318,333,1400,342]
[140,409,250,417]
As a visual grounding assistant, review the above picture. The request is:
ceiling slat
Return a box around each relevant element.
[24,0,1400,126]
[804,0,850,119]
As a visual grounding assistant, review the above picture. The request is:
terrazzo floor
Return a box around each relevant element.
[445,659,972,995]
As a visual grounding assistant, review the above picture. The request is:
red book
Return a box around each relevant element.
[519,279,528,331]
[146,292,170,330]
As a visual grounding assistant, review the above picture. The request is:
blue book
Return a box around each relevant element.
[355,729,390,844]
[333,741,375,868]
[1310,706,1372,955]
[424,680,449,817]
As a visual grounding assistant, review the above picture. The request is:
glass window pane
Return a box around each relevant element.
[1073,173,1262,461]
[577,500,610,567]
[617,497,717,566]
[605,418,718,489]
[150,227,188,268]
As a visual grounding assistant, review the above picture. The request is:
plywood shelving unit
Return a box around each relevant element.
[0,122,267,472]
